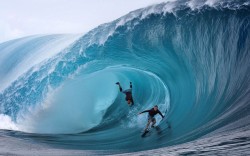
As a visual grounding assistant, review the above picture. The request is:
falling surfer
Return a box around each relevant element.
[138,105,165,136]
[116,82,134,106]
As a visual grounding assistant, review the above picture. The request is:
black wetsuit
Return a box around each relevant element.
[140,108,164,118]
[119,83,134,105]
[140,108,164,131]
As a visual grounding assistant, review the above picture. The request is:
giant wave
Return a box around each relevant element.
[0,0,250,155]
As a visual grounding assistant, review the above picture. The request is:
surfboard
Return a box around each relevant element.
[141,121,171,137]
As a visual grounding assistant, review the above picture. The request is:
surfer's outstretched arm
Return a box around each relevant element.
[130,82,132,89]
[158,110,164,118]
[138,110,150,115]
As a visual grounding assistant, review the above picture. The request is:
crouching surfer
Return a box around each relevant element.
[116,82,134,106]
[138,105,164,132]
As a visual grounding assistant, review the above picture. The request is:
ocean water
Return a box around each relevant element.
[0,0,250,155]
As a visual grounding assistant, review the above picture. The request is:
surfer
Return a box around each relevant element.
[138,105,164,132]
[116,82,134,106]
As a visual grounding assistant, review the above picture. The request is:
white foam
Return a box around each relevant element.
[0,114,18,130]
[85,0,234,46]
[205,0,220,7]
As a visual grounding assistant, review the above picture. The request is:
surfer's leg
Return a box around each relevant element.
[145,120,151,131]
[145,116,152,131]
[119,86,123,92]
[151,118,156,128]
[116,82,123,92]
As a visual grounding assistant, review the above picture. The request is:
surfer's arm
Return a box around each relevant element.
[130,82,132,89]
[138,110,150,115]
[158,110,164,118]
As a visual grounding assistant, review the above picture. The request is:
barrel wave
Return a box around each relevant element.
[0,1,250,155]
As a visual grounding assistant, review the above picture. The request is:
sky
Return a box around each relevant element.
[0,0,166,43]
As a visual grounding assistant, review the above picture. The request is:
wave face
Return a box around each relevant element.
[0,0,250,154]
